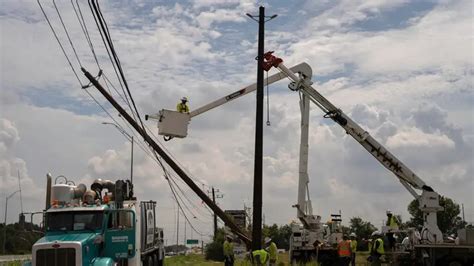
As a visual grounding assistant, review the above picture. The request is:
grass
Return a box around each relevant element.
[164,252,372,266]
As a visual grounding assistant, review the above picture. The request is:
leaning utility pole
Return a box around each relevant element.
[82,67,251,245]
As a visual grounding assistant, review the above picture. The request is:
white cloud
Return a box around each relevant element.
[1,0,472,244]
[386,127,455,149]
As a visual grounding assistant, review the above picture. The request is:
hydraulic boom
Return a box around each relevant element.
[262,52,444,243]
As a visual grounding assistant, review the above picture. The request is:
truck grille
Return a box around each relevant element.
[36,248,76,266]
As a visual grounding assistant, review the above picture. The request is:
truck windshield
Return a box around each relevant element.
[47,211,104,232]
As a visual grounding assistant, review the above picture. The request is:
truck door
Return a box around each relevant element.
[104,210,136,260]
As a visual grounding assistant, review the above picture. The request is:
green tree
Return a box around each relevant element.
[204,228,225,261]
[263,223,292,250]
[406,196,466,234]
[349,217,377,240]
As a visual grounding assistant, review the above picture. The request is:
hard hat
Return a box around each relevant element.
[181,96,188,101]
[350,233,356,237]
[386,210,392,215]
[371,231,381,237]
[264,237,271,244]
[226,235,233,240]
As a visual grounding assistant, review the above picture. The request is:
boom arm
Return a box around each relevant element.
[262,52,443,242]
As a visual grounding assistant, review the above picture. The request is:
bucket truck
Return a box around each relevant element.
[260,52,474,265]
[146,60,343,264]
[146,52,473,265]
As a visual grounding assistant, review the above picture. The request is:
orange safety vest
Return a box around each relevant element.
[337,240,351,257]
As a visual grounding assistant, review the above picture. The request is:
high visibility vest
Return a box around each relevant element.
[389,216,398,227]
[252,249,268,264]
[223,240,233,256]
[350,239,357,252]
[337,240,351,257]
[371,238,385,256]
[268,242,277,261]
[176,102,189,113]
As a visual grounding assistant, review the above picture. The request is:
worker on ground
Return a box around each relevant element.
[251,248,269,266]
[223,235,234,266]
[349,233,357,266]
[337,235,351,266]
[368,231,385,266]
[264,237,278,266]
[386,210,399,250]
[176,96,190,113]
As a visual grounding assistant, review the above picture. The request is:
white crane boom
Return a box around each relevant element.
[261,51,443,242]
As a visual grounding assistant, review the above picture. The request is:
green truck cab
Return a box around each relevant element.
[32,175,164,266]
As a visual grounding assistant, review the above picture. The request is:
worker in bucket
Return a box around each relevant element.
[264,237,278,265]
[223,235,234,266]
[385,210,399,250]
[349,233,357,266]
[176,96,190,113]
[368,231,385,266]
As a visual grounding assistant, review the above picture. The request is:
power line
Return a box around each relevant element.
[37,0,83,86]
[52,0,83,68]
[90,0,147,137]
[71,0,100,70]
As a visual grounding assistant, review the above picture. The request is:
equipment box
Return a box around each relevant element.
[157,109,190,138]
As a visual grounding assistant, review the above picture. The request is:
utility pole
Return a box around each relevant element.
[212,188,217,240]
[176,207,180,251]
[246,6,277,251]
[209,187,223,240]
[3,190,19,254]
[184,214,186,247]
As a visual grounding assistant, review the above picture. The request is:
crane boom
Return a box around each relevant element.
[261,52,443,242]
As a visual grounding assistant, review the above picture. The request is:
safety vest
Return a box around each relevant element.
[337,240,351,257]
[389,216,398,227]
[350,239,357,252]
[370,238,385,256]
[268,242,277,261]
[223,240,233,256]
[176,102,189,113]
[252,249,268,264]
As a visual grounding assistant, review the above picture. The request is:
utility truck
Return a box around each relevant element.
[147,51,473,265]
[31,174,164,266]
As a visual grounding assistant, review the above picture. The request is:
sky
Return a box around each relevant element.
[0,0,473,245]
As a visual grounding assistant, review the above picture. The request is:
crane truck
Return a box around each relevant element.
[145,57,344,264]
[31,174,165,266]
[147,51,473,265]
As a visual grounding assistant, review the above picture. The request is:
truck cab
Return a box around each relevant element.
[32,175,164,266]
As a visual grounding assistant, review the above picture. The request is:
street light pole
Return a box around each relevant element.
[102,122,134,185]
[3,190,19,254]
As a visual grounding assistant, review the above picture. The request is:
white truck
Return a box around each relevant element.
[146,52,474,265]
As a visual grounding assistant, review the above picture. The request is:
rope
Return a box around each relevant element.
[266,71,271,126]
